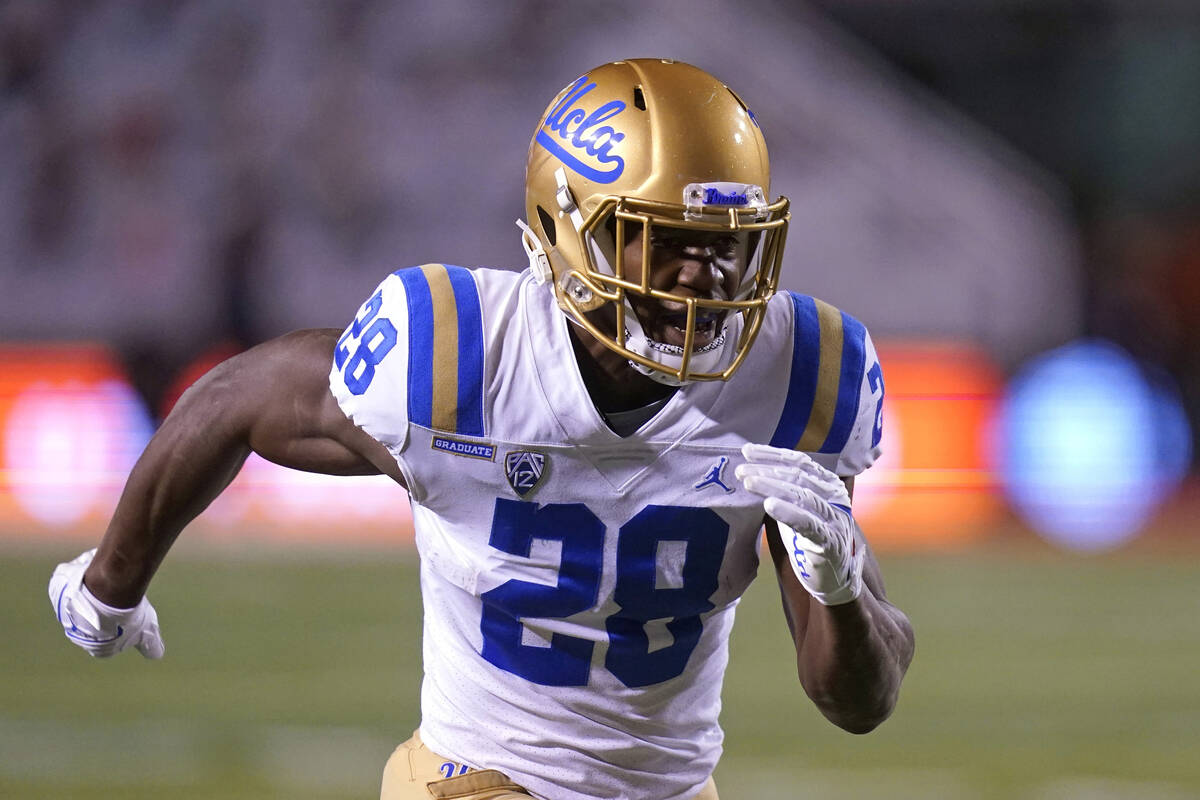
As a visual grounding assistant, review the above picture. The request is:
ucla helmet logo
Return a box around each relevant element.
[535,75,627,184]
[505,450,547,498]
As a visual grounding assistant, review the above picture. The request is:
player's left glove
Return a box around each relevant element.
[736,443,864,606]
[48,548,165,659]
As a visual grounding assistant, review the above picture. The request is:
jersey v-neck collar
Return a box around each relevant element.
[601,394,674,437]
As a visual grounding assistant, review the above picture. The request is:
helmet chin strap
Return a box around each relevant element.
[515,218,553,284]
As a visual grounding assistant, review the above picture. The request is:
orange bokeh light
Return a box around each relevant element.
[853,341,1005,548]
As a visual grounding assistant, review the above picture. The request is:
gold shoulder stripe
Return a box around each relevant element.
[420,263,461,433]
[795,298,844,452]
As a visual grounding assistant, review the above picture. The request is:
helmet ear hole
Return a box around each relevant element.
[536,205,557,247]
[633,85,646,111]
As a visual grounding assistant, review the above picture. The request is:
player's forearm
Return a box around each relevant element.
[84,363,252,607]
[83,331,394,607]
[797,589,914,734]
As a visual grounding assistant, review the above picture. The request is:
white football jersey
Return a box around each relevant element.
[329,264,883,800]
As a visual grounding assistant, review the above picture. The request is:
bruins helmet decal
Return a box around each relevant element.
[536,74,629,184]
[521,58,790,385]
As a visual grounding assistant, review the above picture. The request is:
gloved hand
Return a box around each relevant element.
[49,548,164,659]
[736,443,864,606]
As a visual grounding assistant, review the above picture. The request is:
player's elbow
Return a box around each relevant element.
[827,705,892,735]
[168,352,246,422]
[802,672,901,735]
[814,693,896,735]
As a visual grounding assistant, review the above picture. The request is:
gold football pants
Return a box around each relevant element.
[380,730,719,800]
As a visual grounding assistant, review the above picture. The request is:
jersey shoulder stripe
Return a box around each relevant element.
[821,309,867,453]
[769,292,868,454]
[394,264,485,436]
[768,293,820,450]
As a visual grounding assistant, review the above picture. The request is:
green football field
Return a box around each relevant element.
[5,542,1199,799]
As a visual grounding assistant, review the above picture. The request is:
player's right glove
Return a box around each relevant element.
[48,548,165,659]
[736,443,865,607]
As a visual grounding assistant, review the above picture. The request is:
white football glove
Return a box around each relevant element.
[49,548,164,659]
[736,443,865,606]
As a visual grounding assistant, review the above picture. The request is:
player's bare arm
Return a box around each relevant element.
[738,445,913,733]
[761,477,915,734]
[83,328,401,608]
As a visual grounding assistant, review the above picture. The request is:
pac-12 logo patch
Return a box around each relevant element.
[536,74,627,183]
[505,450,547,498]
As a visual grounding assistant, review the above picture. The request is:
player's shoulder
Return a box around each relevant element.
[769,290,870,340]
[329,264,527,450]
[765,290,883,476]
[383,263,524,309]
[374,263,529,344]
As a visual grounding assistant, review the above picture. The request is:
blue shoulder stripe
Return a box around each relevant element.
[397,267,435,429]
[445,266,485,436]
[395,265,486,436]
[818,311,866,454]
[768,293,821,449]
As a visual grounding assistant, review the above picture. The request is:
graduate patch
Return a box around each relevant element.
[431,436,496,461]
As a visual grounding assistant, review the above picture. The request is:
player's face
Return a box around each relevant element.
[621,227,750,350]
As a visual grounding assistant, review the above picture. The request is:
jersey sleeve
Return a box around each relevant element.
[329,271,412,452]
[329,263,488,456]
[767,292,885,477]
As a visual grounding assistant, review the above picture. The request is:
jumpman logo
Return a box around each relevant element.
[694,456,734,493]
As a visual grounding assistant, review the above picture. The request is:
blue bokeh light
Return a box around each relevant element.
[998,340,1191,550]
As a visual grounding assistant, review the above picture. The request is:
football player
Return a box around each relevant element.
[50,59,914,800]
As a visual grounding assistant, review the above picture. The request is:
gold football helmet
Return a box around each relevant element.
[520,58,790,385]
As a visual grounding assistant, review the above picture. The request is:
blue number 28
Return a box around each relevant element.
[336,289,398,395]
[480,499,729,688]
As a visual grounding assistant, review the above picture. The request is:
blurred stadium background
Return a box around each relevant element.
[3,1,1198,798]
